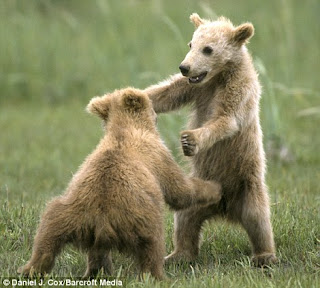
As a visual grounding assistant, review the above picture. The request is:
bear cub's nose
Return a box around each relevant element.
[179,65,190,76]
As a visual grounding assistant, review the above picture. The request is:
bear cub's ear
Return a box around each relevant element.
[86,95,110,120]
[232,23,254,46]
[121,88,149,113]
[190,13,204,28]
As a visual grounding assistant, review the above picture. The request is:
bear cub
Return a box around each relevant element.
[143,14,277,266]
[18,88,221,279]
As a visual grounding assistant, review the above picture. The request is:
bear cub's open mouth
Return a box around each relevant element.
[188,72,207,84]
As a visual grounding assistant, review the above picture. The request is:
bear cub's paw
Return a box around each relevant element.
[164,250,197,265]
[17,265,29,276]
[252,253,278,267]
[181,130,199,156]
[206,180,222,204]
[17,265,40,278]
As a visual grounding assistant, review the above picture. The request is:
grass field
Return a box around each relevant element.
[0,0,319,287]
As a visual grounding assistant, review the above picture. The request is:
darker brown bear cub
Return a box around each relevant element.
[18,88,221,279]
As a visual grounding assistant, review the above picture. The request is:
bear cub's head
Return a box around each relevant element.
[179,13,254,85]
[87,88,157,131]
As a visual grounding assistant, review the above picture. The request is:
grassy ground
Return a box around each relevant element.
[0,0,319,287]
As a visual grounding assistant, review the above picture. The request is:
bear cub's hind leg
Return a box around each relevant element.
[17,200,71,277]
[241,185,278,267]
[165,203,217,264]
[136,237,165,280]
[83,248,113,278]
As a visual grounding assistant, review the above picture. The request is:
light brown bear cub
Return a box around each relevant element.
[18,88,221,279]
[143,14,277,266]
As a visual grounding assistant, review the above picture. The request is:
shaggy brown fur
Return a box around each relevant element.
[17,88,221,279]
[142,14,277,266]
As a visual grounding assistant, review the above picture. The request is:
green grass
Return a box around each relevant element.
[1,0,319,287]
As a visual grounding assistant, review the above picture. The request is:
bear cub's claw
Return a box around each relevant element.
[164,251,196,265]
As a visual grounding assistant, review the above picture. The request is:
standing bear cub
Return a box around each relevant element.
[143,14,277,266]
[18,88,221,280]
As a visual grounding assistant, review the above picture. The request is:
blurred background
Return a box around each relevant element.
[1,0,319,203]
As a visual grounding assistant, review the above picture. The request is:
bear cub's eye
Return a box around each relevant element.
[188,42,192,49]
[203,46,213,55]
